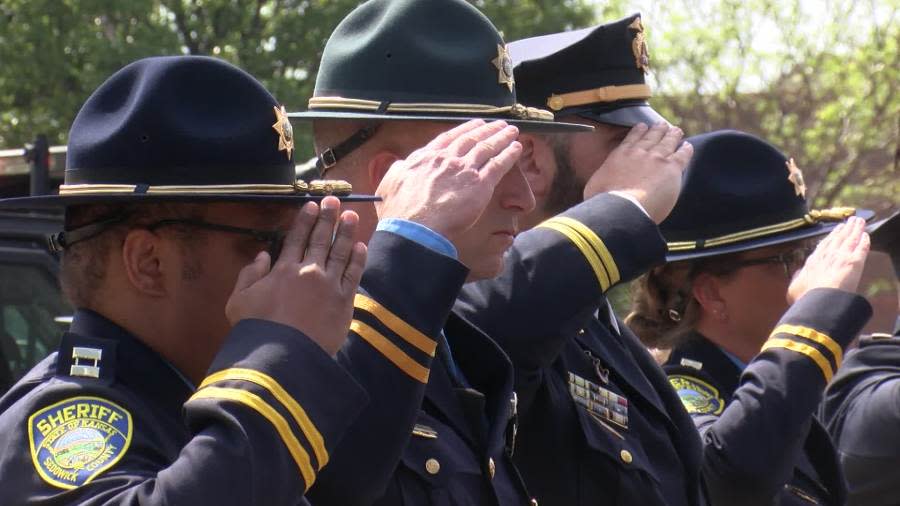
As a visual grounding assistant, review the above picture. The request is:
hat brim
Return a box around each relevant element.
[0,192,380,210]
[665,208,876,263]
[576,103,666,128]
[867,211,899,252]
[288,110,593,133]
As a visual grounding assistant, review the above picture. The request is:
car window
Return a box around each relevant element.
[0,262,71,391]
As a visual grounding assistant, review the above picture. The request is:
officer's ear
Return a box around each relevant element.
[367,150,402,189]
[691,272,728,322]
[121,229,169,297]
[516,133,555,200]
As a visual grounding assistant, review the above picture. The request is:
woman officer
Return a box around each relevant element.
[627,130,873,506]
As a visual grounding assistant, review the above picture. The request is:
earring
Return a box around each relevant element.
[667,309,682,322]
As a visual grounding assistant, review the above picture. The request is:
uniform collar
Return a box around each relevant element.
[65,309,195,410]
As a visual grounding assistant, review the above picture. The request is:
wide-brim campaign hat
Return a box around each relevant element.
[869,211,900,273]
[869,211,899,253]
[660,130,874,262]
[509,14,665,128]
[288,0,592,131]
[0,56,376,210]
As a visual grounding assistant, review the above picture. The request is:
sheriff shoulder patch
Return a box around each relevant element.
[28,396,133,489]
[668,374,725,415]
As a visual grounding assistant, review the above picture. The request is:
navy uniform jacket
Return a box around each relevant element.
[0,310,365,505]
[308,230,532,505]
[457,194,705,506]
[665,289,873,506]
[821,331,900,505]
[0,231,453,505]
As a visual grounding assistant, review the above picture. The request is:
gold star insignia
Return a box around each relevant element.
[492,44,515,92]
[786,158,807,198]
[628,17,651,74]
[272,105,294,161]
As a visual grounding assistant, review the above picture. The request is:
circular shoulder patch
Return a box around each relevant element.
[668,374,725,415]
[28,396,133,490]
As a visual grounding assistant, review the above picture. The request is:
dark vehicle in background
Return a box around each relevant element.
[0,140,70,394]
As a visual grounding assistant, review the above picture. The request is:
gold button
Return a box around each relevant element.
[425,458,440,475]
[488,457,496,479]
[620,449,633,464]
[578,329,585,335]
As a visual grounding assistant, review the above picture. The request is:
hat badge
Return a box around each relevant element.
[786,158,807,198]
[628,18,651,74]
[272,105,294,161]
[492,44,515,92]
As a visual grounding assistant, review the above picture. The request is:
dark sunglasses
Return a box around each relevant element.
[51,216,286,262]
[727,246,814,277]
[144,219,286,262]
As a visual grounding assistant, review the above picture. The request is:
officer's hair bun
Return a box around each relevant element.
[626,263,699,350]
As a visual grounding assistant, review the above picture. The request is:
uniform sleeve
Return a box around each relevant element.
[821,340,900,505]
[306,230,469,505]
[456,193,665,409]
[0,320,367,505]
[673,288,872,506]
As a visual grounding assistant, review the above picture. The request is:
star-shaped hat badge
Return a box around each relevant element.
[492,44,515,92]
[272,105,294,161]
[786,158,807,198]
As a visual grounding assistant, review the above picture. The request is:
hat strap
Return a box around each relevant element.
[316,101,390,175]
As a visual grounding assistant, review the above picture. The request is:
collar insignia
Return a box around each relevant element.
[492,44,515,92]
[786,158,807,198]
[272,105,294,161]
[628,18,651,74]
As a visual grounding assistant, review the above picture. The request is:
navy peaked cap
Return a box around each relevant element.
[510,13,665,127]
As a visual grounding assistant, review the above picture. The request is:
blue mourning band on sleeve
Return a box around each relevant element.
[376,218,458,259]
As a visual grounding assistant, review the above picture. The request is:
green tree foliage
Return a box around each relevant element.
[0,0,596,159]
[601,0,899,213]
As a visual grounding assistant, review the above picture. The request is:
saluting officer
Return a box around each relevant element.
[453,15,705,506]
[0,55,498,505]
[821,210,900,506]
[628,130,874,505]
[0,55,374,505]
[289,1,595,504]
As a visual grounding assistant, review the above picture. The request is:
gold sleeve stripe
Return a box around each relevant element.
[354,294,436,356]
[189,386,316,489]
[536,220,611,291]
[551,217,620,285]
[772,324,843,367]
[351,320,430,383]
[199,368,327,469]
[761,338,834,382]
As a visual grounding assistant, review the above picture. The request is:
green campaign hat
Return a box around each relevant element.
[289,0,591,173]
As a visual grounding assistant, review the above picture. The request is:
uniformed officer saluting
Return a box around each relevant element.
[0,55,508,505]
[454,16,704,506]
[822,210,900,506]
[628,130,874,505]
[289,0,592,504]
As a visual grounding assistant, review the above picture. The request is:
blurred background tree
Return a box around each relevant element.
[1,0,897,327]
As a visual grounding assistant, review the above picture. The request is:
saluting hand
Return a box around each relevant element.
[583,122,693,224]
[375,119,523,246]
[224,197,367,356]
[787,216,870,304]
